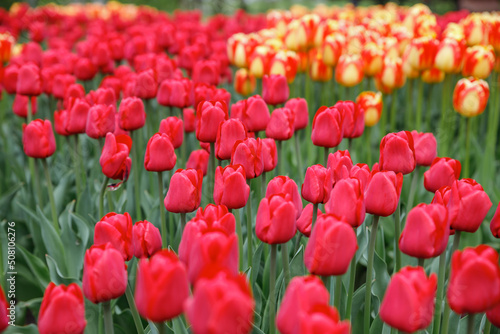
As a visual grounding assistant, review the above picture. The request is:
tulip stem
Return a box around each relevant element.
[432,251,447,334]
[41,159,59,234]
[31,158,44,210]
[441,231,461,334]
[418,258,425,268]
[261,172,266,200]
[294,132,304,184]
[125,284,145,334]
[269,244,277,334]
[277,140,283,176]
[281,242,290,286]
[366,127,372,165]
[246,188,253,269]
[364,215,380,334]
[72,135,82,202]
[334,275,342,312]
[157,172,167,248]
[406,79,414,130]
[157,322,166,334]
[312,203,318,231]
[390,93,398,132]
[464,117,471,178]
[180,213,186,230]
[132,130,142,220]
[407,166,419,212]
[103,301,114,334]
[233,208,244,271]
[346,254,356,321]
[484,320,492,334]
[394,202,402,273]
[99,176,109,219]
[416,79,424,131]
[323,147,329,166]
[467,314,475,334]
[439,75,451,156]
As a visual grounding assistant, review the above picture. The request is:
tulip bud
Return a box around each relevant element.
[134,250,189,321]
[356,91,383,127]
[365,170,403,217]
[196,100,228,143]
[86,104,115,139]
[230,95,270,132]
[311,106,343,148]
[302,164,333,204]
[186,149,209,176]
[380,266,437,332]
[262,74,289,106]
[74,57,97,81]
[16,63,42,96]
[305,213,357,275]
[164,169,203,213]
[308,48,333,82]
[256,194,297,244]
[266,107,295,141]
[335,54,364,87]
[83,243,128,304]
[234,68,256,96]
[214,165,250,209]
[118,97,146,131]
[94,212,133,261]
[134,69,157,99]
[435,38,465,74]
[99,133,132,181]
[132,220,162,259]
[423,157,461,193]
[379,131,416,175]
[452,77,489,117]
[215,119,247,160]
[463,13,487,46]
[285,98,309,130]
[462,45,495,80]
[410,131,437,166]
[448,245,500,314]
[325,177,365,228]
[13,94,37,118]
[157,79,191,108]
[334,101,364,139]
[361,42,384,77]
[185,271,254,334]
[192,60,220,86]
[400,203,449,258]
[231,138,264,179]
[22,119,56,159]
[38,283,86,334]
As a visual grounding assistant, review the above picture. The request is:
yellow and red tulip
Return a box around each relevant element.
[434,37,466,74]
[453,77,490,117]
[356,91,383,127]
[234,69,256,96]
[375,56,405,94]
[462,45,495,80]
[335,54,364,87]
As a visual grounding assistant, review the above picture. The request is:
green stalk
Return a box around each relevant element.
[364,215,380,334]
[32,159,43,209]
[380,94,388,136]
[277,140,283,176]
[269,244,277,334]
[416,79,424,131]
[441,231,462,334]
[466,314,475,334]
[233,208,244,270]
[132,130,142,220]
[158,172,167,248]
[484,320,491,334]
[103,301,114,334]
[157,322,166,334]
[418,258,425,267]
[294,132,304,184]
[246,186,253,268]
[390,93,398,133]
[407,166,419,212]
[281,242,290,286]
[439,75,451,156]
[345,254,357,321]
[180,212,186,230]
[107,191,114,213]
[125,284,145,334]
[366,127,372,165]
[394,202,401,273]
[324,146,329,166]
[41,159,59,234]
[99,176,109,219]
[432,251,447,334]
[73,135,82,201]
[464,117,471,178]
[261,172,267,200]
[312,203,319,231]
[334,275,342,312]
[406,79,414,130]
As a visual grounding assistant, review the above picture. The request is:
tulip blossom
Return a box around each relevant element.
[215,119,247,160]
[164,169,203,213]
[423,157,461,193]
[490,202,500,238]
[144,133,176,172]
[86,104,115,139]
[327,150,353,183]
[435,37,465,74]
[99,133,132,181]
[231,138,264,179]
[132,220,162,259]
[196,100,229,143]
[157,79,191,108]
[22,119,56,159]
[265,176,302,219]
[301,164,333,204]
[266,107,295,141]
[186,149,209,176]
[375,57,405,94]
[335,54,364,87]
[262,74,289,105]
[325,177,365,228]
[365,170,403,217]
[13,95,37,118]
[379,131,416,175]
[296,203,323,238]
[261,138,278,173]
[230,95,270,132]
[334,101,364,139]
[311,106,343,148]
[158,117,183,149]
[356,91,383,127]
[214,165,250,209]
[16,63,42,96]
[452,77,489,117]
[256,194,297,244]
[94,212,133,261]
[234,68,256,96]
[285,97,309,130]
[118,97,146,131]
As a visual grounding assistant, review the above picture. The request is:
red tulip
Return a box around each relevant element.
[490,202,500,238]
[192,59,220,86]
[74,57,97,81]
[183,108,196,133]
[82,243,128,304]
[266,175,302,219]
[448,245,500,314]
[196,100,229,143]
[327,150,353,183]
[186,149,209,176]
[379,131,416,175]
[164,169,203,213]
[261,138,278,173]
[256,194,297,244]
[63,98,90,135]
[399,203,449,259]
[266,107,295,140]
[0,286,7,332]
[262,74,289,106]
[215,119,247,160]
[423,157,461,193]
[134,69,157,99]
[157,79,191,108]
[3,64,19,94]
[230,95,270,132]
[325,177,365,228]
[13,94,37,118]
[311,106,343,148]
[158,117,183,149]
[410,131,437,166]
[334,101,365,139]
[118,97,146,131]
[301,164,333,204]
[22,119,56,159]
[298,304,351,334]
[38,283,86,334]
[52,74,76,100]
[86,104,115,139]
[380,266,437,333]
[349,163,372,190]
[99,133,132,181]
[214,165,250,209]
[144,133,176,172]
[94,212,133,261]
[231,138,264,179]
[285,97,309,130]
[365,170,403,217]
[16,63,41,96]
[296,203,323,237]
[486,303,500,328]
[185,271,254,334]
[276,275,330,334]
[132,220,162,259]
[134,250,189,322]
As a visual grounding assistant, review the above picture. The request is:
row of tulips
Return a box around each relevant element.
[1,2,500,334]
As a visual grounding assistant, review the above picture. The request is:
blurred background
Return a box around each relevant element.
[1,0,499,16]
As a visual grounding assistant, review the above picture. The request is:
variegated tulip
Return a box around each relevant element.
[462,45,495,80]
[434,37,466,74]
[335,54,364,87]
[234,69,256,96]
[453,77,490,117]
[357,91,383,127]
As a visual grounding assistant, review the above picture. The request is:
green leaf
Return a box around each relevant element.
[372,251,390,301]
[36,207,67,276]
[251,242,264,287]
[289,245,305,277]
[45,255,78,285]
[172,317,188,334]
[84,298,100,334]
[3,324,39,334]
[0,183,23,219]
[16,245,50,290]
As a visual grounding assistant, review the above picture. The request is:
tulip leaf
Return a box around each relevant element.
[372,250,390,301]
[17,245,50,290]
[356,225,369,265]
[15,202,48,256]
[76,184,92,217]
[251,242,264,287]
[45,255,78,285]
[289,244,305,277]
[84,298,100,334]
[0,182,23,219]
[172,317,189,334]
[59,201,87,278]
[2,324,39,334]
[369,315,391,334]
[52,172,71,214]
[252,324,266,334]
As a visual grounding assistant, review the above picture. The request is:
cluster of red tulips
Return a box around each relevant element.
[1,2,500,334]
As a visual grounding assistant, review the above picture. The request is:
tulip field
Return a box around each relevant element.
[2,1,500,334]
